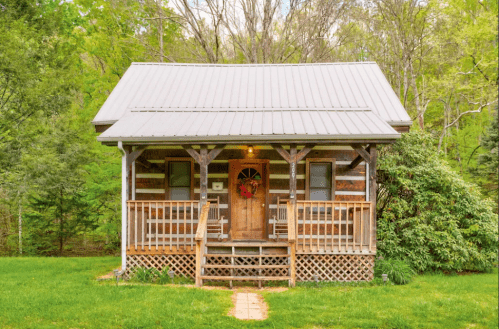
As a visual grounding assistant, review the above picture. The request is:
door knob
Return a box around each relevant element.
[262,204,265,207]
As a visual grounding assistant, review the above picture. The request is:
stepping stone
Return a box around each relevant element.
[231,292,267,320]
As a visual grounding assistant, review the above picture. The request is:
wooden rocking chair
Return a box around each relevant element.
[273,197,289,241]
[207,197,224,241]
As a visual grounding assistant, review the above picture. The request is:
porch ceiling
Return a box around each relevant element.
[96,109,400,143]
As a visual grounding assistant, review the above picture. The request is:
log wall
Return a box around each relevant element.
[131,145,368,239]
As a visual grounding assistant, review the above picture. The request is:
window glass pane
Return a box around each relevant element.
[171,187,190,200]
[169,162,190,187]
[310,189,330,201]
[310,163,331,188]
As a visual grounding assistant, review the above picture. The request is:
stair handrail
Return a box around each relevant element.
[195,202,210,287]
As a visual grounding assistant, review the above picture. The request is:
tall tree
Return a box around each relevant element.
[172,0,353,63]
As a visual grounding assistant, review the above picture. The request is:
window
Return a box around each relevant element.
[166,159,193,200]
[306,159,335,201]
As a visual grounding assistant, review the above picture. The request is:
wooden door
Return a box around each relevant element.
[229,160,269,240]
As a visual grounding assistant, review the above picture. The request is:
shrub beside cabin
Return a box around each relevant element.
[93,63,411,287]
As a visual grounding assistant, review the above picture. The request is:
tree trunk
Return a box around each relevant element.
[59,189,64,256]
[410,63,424,130]
[18,193,22,255]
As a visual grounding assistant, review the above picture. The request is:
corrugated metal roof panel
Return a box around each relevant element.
[97,109,400,142]
[92,63,412,127]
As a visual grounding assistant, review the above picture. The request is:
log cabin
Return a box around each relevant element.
[92,63,411,287]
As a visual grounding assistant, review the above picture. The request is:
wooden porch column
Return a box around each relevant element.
[368,144,377,249]
[118,143,145,271]
[118,142,129,272]
[271,143,314,287]
[199,146,209,205]
[183,145,226,206]
[350,143,377,250]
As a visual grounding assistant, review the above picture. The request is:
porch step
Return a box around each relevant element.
[206,242,289,247]
[200,276,290,281]
[202,265,290,269]
[204,254,290,258]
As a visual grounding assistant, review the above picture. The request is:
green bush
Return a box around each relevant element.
[374,257,415,285]
[377,131,498,273]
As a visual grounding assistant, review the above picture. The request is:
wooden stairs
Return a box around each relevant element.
[200,241,292,288]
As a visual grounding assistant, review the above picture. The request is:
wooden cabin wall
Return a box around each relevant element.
[131,146,367,237]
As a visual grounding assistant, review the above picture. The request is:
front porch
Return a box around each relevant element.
[124,198,376,286]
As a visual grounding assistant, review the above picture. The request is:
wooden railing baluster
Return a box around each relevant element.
[169,203,173,251]
[176,201,180,251]
[134,204,137,251]
[360,204,363,252]
[162,202,165,252]
[127,203,131,252]
[141,201,145,251]
[190,201,194,250]
[155,202,159,251]
[183,202,187,250]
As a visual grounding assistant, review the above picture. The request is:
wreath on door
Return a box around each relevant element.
[236,168,261,199]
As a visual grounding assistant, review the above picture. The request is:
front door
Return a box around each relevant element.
[229,160,269,240]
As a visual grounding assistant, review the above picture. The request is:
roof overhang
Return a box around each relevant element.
[97,109,401,144]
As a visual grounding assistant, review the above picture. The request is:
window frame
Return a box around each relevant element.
[305,158,336,201]
[165,157,195,200]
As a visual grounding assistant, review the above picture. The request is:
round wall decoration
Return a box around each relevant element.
[236,168,261,199]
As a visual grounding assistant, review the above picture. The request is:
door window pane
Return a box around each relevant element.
[169,161,191,200]
[171,187,190,200]
[169,162,190,187]
[311,189,331,201]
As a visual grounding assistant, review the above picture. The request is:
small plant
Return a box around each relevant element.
[155,266,171,284]
[374,257,415,285]
[128,266,194,285]
[131,267,159,283]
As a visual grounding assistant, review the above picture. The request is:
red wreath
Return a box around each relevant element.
[237,178,260,199]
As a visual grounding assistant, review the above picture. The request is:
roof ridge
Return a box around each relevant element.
[130,62,378,66]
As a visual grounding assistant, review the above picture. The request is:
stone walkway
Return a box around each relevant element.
[232,292,267,320]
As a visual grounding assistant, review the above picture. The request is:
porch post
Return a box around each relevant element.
[368,144,377,249]
[289,145,297,205]
[199,146,208,206]
[118,141,128,271]
[183,144,225,206]
[271,143,314,287]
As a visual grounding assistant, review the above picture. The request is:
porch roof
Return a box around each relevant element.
[96,108,400,143]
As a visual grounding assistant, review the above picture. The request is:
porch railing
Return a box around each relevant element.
[195,202,211,287]
[294,201,374,253]
[127,200,201,252]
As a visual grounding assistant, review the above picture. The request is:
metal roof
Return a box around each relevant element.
[97,109,400,143]
[92,62,412,127]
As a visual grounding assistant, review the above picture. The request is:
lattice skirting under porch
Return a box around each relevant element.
[204,255,290,278]
[125,254,196,279]
[296,254,374,281]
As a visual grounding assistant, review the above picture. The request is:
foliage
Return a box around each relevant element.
[130,266,158,283]
[374,257,416,285]
[0,0,496,257]
[470,108,498,205]
[377,131,498,273]
[129,266,194,285]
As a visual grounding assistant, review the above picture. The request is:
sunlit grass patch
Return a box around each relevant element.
[0,257,496,328]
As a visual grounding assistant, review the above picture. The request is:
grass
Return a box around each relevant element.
[0,257,497,328]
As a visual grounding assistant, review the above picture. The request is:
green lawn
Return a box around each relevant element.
[0,257,496,329]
